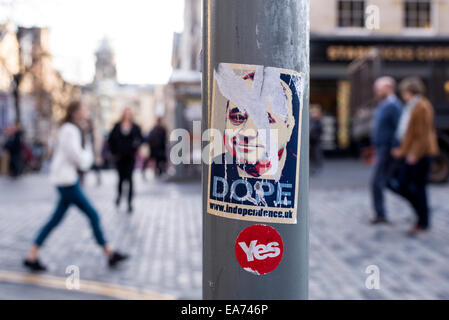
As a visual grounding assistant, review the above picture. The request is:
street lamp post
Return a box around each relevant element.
[202,0,310,299]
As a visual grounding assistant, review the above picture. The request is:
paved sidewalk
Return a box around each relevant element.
[0,282,116,300]
[310,160,449,299]
[0,160,448,299]
[0,171,202,299]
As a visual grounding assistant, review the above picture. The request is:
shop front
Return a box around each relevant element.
[310,34,449,155]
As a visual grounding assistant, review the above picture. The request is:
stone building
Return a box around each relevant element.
[83,38,160,166]
[0,24,79,147]
[310,0,449,153]
[85,38,158,134]
[94,38,117,84]
[172,0,202,72]
[311,0,449,35]
[0,23,80,175]
[16,26,80,146]
[163,0,202,180]
[0,22,20,174]
[0,22,19,133]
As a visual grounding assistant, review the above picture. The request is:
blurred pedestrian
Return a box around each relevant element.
[108,107,143,213]
[87,119,103,186]
[370,77,402,225]
[24,100,128,272]
[310,105,323,175]
[4,123,24,178]
[143,118,167,179]
[30,140,45,171]
[77,119,102,186]
[391,77,439,234]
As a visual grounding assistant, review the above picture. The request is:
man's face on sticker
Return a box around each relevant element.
[224,78,295,177]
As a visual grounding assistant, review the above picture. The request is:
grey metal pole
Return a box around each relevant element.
[202,0,309,299]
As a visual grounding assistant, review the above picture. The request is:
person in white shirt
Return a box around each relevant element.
[24,100,128,272]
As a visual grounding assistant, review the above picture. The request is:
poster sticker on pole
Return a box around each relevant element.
[235,224,284,276]
[207,63,304,224]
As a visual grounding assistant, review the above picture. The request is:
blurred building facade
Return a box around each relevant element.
[94,38,117,84]
[310,0,449,153]
[16,27,81,146]
[0,23,80,149]
[83,38,160,166]
[85,37,159,134]
[165,0,202,179]
[0,22,19,135]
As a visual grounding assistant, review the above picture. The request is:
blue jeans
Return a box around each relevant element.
[371,147,397,219]
[34,181,107,246]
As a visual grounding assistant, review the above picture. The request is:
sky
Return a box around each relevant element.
[0,0,185,85]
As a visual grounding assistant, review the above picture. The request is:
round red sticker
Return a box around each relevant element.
[235,224,284,276]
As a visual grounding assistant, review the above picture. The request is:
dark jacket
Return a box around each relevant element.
[371,95,402,149]
[5,130,23,156]
[108,123,143,160]
[310,119,323,146]
[148,125,167,160]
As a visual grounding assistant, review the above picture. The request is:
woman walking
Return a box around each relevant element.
[108,107,143,213]
[391,77,439,234]
[24,101,128,272]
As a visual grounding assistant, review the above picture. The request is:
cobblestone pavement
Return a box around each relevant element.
[0,171,202,299]
[0,282,116,300]
[1,160,449,299]
[311,160,449,299]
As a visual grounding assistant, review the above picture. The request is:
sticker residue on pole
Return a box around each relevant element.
[235,224,284,276]
[207,63,304,224]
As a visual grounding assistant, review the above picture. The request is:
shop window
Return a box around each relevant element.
[404,0,432,29]
[337,0,365,28]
